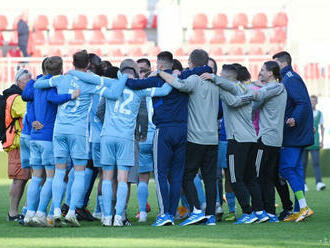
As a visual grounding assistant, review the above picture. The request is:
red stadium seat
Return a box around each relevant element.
[53,15,68,30]
[230,30,246,44]
[146,46,160,56]
[89,30,105,44]
[0,15,8,30]
[175,47,185,56]
[7,47,21,57]
[33,15,48,30]
[233,13,248,28]
[132,14,148,29]
[248,47,264,55]
[128,47,143,57]
[49,31,65,45]
[268,46,283,55]
[9,32,18,46]
[93,15,108,29]
[249,29,266,44]
[31,48,42,57]
[270,28,286,43]
[193,13,208,29]
[69,30,86,45]
[48,47,62,56]
[151,15,157,28]
[209,47,223,56]
[128,30,147,44]
[188,30,206,44]
[112,14,127,29]
[32,31,46,45]
[229,47,244,55]
[108,30,125,44]
[212,13,228,29]
[252,13,267,28]
[109,48,123,57]
[210,29,226,44]
[72,15,88,30]
[272,12,288,27]
[0,32,4,46]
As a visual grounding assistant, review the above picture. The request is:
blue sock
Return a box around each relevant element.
[115,182,128,216]
[77,168,93,208]
[95,194,101,213]
[52,168,66,210]
[98,195,104,215]
[27,176,43,212]
[49,202,54,216]
[137,182,148,212]
[226,192,236,213]
[181,194,190,209]
[216,179,220,203]
[22,206,27,216]
[102,180,113,217]
[69,170,85,211]
[65,168,74,205]
[194,175,206,206]
[37,177,53,214]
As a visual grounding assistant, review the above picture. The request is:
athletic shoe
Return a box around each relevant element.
[304,184,309,192]
[93,211,102,220]
[152,214,173,227]
[123,218,132,226]
[102,216,112,227]
[146,202,151,213]
[278,210,292,221]
[54,216,66,227]
[223,212,236,221]
[215,205,224,222]
[202,215,216,226]
[23,214,34,226]
[61,203,69,217]
[267,214,279,223]
[255,211,269,223]
[64,214,80,227]
[47,216,54,227]
[76,208,95,222]
[7,213,24,222]
[295,207,314,222]
[170,215,175,225]
[283,212,299,222]
[179,212,206,226]
[113,215,124,227]
[32,214,49,227]
[234,213,258,224]
[316,182,326,191]
[139,211,147,223]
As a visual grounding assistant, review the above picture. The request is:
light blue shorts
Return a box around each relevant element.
[53,134,89,166]
[101,136,134,168]
[30,140,54,169]
[218,140,228,169]
[103,165,130,171]
[139,143,153,173]
[20,134,31,169]
[92,142,102,167]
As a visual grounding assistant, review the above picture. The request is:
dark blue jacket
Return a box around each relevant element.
[281,65,314,147]
[126,66,212,128]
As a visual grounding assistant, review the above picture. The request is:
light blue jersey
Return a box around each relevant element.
[145,96,156,143]
[89,94,103,143]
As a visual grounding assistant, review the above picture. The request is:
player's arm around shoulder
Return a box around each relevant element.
[34,74,63,89]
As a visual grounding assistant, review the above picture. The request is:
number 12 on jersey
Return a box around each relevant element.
[113,89,134,115]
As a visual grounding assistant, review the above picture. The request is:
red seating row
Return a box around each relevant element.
[0,14,157,31]
[188,28,286,44]
[193,12,288,29]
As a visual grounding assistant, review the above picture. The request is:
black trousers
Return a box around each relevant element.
[256,140,280,214]
[274,162,293,212]
[227,139,263,214]
[183,142,218,216]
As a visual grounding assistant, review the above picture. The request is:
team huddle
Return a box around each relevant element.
[3,48,315,227]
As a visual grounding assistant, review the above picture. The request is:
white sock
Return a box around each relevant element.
[26,210,35,217]
[54,208,61,217]
[193,207,202,214]
[256,211,263,215]
[36,211,46,217]
[67,209,76,217]
[298,198,307,209]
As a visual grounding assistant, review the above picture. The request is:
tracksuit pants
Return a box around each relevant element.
[153,125,187,216]
[227,139,263,214]
[183,142,218,216]
[303,149,323,184]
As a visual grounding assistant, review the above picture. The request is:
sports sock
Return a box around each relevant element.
[94,194,101,213]
[226,192,236,213]
[102,180,113,217]
[69,170,85,211]
[194,175,206,206]
[137,182,148,212]
[65,168,74,205]
[193,207,202,214]
[115,182,128,216]
[77,168,94,208]
[37,177,53,214]
[27,176,43,212]
[52,168,66,212]
[295,190,307,209]
[49,202,54,217]
[98,195,104,215]
[181,194,190,209]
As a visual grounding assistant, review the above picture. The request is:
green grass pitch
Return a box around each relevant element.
[0,178,329,248]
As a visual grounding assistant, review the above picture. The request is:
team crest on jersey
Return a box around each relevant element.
[286,71,294,78]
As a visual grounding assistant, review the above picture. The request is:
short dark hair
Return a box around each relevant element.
[42,57,48,74]
[103,66,119,79]
[73,50,89,69]
[88,53,102,76]
[310,95,318,100]
[222,64,238,79]
[172,59,183,72]
[189,49,209,67]
[137,58,151,69]
[264,61,282,82]
[237,66,251,82]
[157,51,173,69]
[232,63,242,71]
[272,51,292,66]
[208,57,217,74]
[45,56,63,75]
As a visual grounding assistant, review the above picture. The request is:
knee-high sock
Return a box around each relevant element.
[27,176,43,212]
[226,192,236,213]
[65,168,74,205]
[77,167,94,208]
[52,168,66,215]
[194,175,206,206]
[37,177,53,215]
[102,180,113,217]
[137,182,148,212]
[115,182,128,216]
[69,170,85,211]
